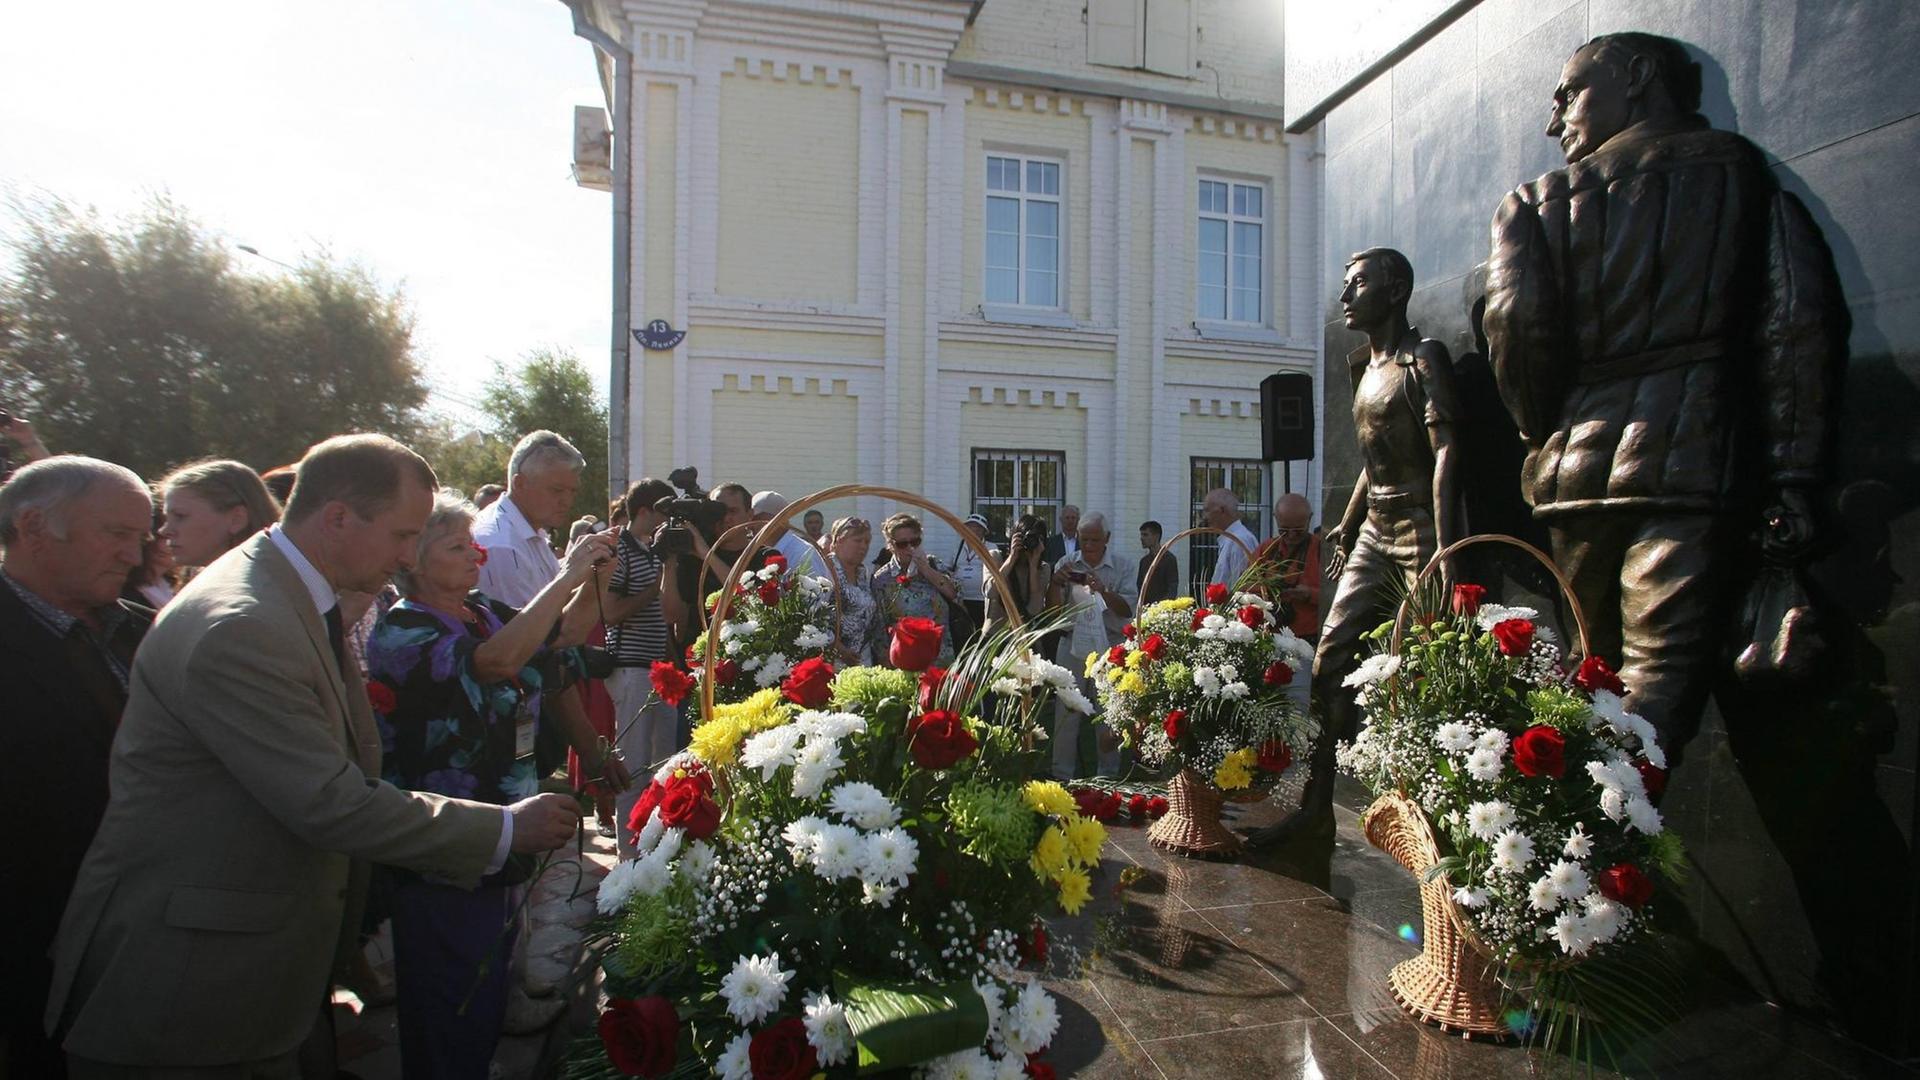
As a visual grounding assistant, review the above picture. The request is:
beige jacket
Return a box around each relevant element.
[45,532,501,1066]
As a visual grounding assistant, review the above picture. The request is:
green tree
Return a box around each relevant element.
[0,194,427,478]
[410,414,509,500]
[476,347,609,522]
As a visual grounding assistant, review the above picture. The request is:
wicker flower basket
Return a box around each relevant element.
[1148,768,1243,859]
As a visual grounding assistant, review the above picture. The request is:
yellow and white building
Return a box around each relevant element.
[567,0,1320,584]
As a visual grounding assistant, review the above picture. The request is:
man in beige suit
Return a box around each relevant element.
[46,434,583,1077]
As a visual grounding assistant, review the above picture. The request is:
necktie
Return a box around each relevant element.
[323,604,348,677]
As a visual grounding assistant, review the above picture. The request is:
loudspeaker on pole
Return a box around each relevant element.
[1260,371,1314,462]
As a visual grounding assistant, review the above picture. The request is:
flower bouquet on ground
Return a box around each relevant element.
[1088,583,1317,859]
[686,551,837,707]
[1336,537,1686,1054]
[569,612,1105,1078]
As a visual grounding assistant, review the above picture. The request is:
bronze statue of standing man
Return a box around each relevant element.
[1251,247,1463,847]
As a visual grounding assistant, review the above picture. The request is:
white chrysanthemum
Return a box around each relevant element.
[1465,800,1515,840]
[812,823,864,879]
[627,849,673,897]
[597,858,648,914]
[716,1032,752,1080]
[1343,653,1401,688]
[1466,746,1504,782]
[1545,859,1590,900]
[754,651,791,687]
[1640,738,1667,770]
[792,738,846,800]
[1550,912,1593,956]
[1453,886,1489,909]
[652,827,685,865]
[1475,603,1540,630]
[1475,728,1511,757]
[1192,666,1222,697]
[793,624,833,651]
[653,752,700,783]
[990,676,1023,697]
[782,815,827,860]
[741,725,805,780]
[926,1049,997,1080]
[860,826,918,887]
[1201,613,1228,630]
[796,710,868,740]
[632,806,665,855]
[1491,829,1536,874]
[719,953,794,1026]
[1056,684,1094,715]
[1582,893,1626,942]
[803,990,855,1066]
[1599,786,1628,822]
[1218,663,1240,683]
[993,1052,1028,1080]
[828,781,900,830]
[1435,722,1476,752]
[681,839,715,882]
[974,981,1005,1043]
[719,618,759,641]
[1220,621,1257,644]
[1219,681,1251,701]
[1529,875,1562,912]
[1033,656,1077,689]
[1624,797,1663,835]
[1001,982,1059,1056]
[1563,826,1594,859]
[861,881,897,907]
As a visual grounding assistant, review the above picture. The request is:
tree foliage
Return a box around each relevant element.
[416,348,609,523]
[0,194,428,479]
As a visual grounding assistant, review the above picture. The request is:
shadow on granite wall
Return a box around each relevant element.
[1304,0,1920,1057]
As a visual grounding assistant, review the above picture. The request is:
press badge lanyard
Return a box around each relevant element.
[465,608,539,762]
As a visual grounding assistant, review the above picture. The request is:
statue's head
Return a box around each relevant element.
[1549,32,1702,163]
[1341,247,1412,331]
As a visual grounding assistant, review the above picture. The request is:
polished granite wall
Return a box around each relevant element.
[1293,0,1920,1057]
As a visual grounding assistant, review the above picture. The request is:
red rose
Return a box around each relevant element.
[1492,618,1536,656]
[1205,583,1230,606]
[889,615,945,672]
[1163,709,1188,741]
[366,680,397,714]
[1262,660,1294,687]
[1018,923,1049,967]
[1451,583,1486,616]
[1126,793,1150,820]
[747,1017,817,1080]
[908,709,977,769]
[1147,796,1169,818]
[1636,758,1668,800]
[471,542,489,566]
[1026,1058,1057,1080]
[1236,605,1264,628]
[756,579,782,606]
[1106,644,1128,667]
[1122,623,1136,639]
[1512,724,1567,778]
[918,666,947,711]
[712,658,740,685]
[1596,863,1655,909]
[597,996,679,1078]
[658,779,721,839]
[1574,655,1627,696]
[1140,633,1167,660]
[649,661,695,707]
[1257,739,1292,773]
[1189,608,1208,631]
[780,656,836,709]
[625,781,665,840]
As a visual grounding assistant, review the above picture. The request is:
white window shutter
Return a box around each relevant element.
[1088,0,1144,68]
[1143,0,1193,76]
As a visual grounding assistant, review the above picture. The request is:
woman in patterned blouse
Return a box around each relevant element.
[870,511,960,668]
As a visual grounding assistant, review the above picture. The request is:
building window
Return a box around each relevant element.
[1188,457,1269,594]
[1088,0,1192,77]
[972,448,1067,538]
[1197,179,1264,324]
[985,155,1061,308]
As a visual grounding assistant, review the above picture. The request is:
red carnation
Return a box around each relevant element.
[366,680,397,714]
[747,1017,817,1080]
[1451,583,1486,616]
[763,552,788,573]
[1190,608,1208,631]
[1163,709,1188,741]
[1237,605,1264,628]
[1206,582,1230,606]
[1262,660,1294,687]
[625,780,665,840]
[756,579,782,606]
[780,656,835,709]
[1512,724,1567,778]
[712,658,740,685]
[1126,793,1150,820]
[1140,633,1167,660]
[658,777,721,839]
[1574,655,1627,696]
[1122,623,1137,639]
[889,615,945,672]
[471,542,489,566]
[1026,1059,1057,1080]
[1256,739,1292,773]
[1147,795,1169,818]
[908,709,977,769]
[918,665,947,711]
[1596,863,1655,909]
[1106,644,1128,667]
[1492,618,1536,656]
[649,661,695,707]
[596,996,680,1078]
[1094,792,1122,822]
[1636,757,1668,800]
[1018,923,1049,967]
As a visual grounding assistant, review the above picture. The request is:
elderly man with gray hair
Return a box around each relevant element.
[1047,511,1135,778]
[0,456,154,1076]
[1202,487,1261,590]
[750,490,821,578]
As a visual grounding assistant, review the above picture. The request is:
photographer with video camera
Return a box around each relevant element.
[644,470,774,657]
[597,478,683,852]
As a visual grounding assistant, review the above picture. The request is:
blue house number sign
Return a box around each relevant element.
[634,319,686,350]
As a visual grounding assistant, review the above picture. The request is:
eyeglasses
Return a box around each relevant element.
[893,536,922,548]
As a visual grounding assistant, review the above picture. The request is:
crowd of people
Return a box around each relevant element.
[0,413,1327,1079]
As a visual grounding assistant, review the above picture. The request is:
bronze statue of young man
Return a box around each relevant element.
[1250,247,1463,848]
[1483,32,1844,760]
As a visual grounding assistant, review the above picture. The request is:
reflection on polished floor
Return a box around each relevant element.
[1038,778,1917,1079]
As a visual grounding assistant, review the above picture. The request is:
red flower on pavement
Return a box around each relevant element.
[1492,618,1536,656]
[1256,739,1292,773]
[1126,793,1150,820]
[1262,660,1294,687]
[1026,1058,1058,1080]
[889,616,945,671]
[649,661,695,707]
[1147,796,1169,818]
[1205,583,1230,606]
[1574,655,1627,695]
[1162,709,1188,741]
[1512,724,1567,778]
[748,1017,817,1080]
[1018,923,1049,967]
[780,656,835,709]
[1596,863,1655,909]
[1106,644,1128,666]
[1140,633,1167,660]
[1636,758,1668,800]
[366,680,397,714]
[1094,792,1122,822]
[471,542,489,566]
[658,775,721,839]
[596,996,680,1078]
[1236,605,1264,628]
[1451,583,1486,616]
[908,710,977,770]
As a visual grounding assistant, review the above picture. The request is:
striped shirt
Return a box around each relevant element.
[606,532,670,666]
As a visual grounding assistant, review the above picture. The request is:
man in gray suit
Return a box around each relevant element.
[46,434,584,1077]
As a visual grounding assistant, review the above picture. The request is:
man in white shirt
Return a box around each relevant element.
[750,491,821,579]
[1204,488,1261,591]
[951,514,991,636]
[1047,512,1135,779]
[472,431,587,609]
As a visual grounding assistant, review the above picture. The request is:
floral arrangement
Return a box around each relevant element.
[1088,583,1317,791]
[576,615,1105,1078]
[677,552,837,707]
[1336,585,1684,964]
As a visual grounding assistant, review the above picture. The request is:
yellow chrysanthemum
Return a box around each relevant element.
[1148,597,1195,615]
[1117,671,1147,695]
[1022,780,1076,818]
[1213,747,1258,791]
[1084,651,1101,678]
[1029,825,1069,879]
[1124,649,1148,670]
[688,715,747,767]
[1106,666,1126,684]
[1055,866,1093,915]
[719,688,794,734]
[1063,814,1107,867]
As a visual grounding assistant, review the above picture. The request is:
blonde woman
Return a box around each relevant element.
[157,459,279,571]
[821,516,882,665]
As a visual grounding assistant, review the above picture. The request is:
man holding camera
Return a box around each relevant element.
[1047,512,1134,779]
[598,478,680,854]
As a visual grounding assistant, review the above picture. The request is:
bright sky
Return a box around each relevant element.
[0,0,612,428]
